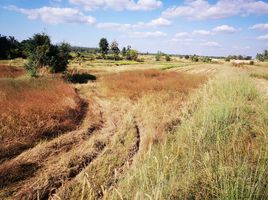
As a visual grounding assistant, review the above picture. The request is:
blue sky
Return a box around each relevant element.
[1,0,268,56]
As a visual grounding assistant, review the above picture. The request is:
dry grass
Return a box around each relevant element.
[101,69,207,99]
[0,77,85,162]
[107,73,268,199]
[0,65,25,78]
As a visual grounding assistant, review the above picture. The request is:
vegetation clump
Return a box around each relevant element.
[24,33,70,77]
[256,50,268,62]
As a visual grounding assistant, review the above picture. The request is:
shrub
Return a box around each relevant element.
[185,55,190,59]
[249,60,254,65]
[126,50,138,61]
[155,54,161,61]
[24,33,70,76]
[191,55,199,62]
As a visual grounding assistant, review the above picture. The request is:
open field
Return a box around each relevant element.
[1,57,268,200]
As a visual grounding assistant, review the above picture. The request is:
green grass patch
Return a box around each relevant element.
[108,75,268,199]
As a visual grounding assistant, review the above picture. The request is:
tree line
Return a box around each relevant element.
[98,38,138,61]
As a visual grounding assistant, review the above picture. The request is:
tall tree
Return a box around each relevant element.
[99,38,109,58]
[122,47,127,57]
[110,40,120,60]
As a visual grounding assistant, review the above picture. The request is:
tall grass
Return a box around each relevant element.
[0,64,25,78]
[108,75,268,199]
[250,73,268,80]
[101,70,206,99]
[0,77,84,161]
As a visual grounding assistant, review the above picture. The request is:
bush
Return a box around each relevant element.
[165,55,171,62]
[225,57,231,62]
[191,55,199,62]
[155,54,161,61]
[24,33,70,76]
[126,50,138,61]
[249,60,254,65]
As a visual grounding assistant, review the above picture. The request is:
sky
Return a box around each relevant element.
[1,0,268,56]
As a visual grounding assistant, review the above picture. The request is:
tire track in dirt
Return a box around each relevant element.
[14,97,108,200]
[0,81,109,200]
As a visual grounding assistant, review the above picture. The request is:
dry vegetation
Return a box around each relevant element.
[107,72,268,199]
[0,65,25,78]
[101,70,206,99]
[1,58,268,200]
[0,77,85,162]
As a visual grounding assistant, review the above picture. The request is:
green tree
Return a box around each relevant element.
[110,40,120,60]
[49,42,71,73]
[126,50,138,61]
[99,38,109,58]
[24,33,70,77]
[122,47,127,57]
[0,34,21,59]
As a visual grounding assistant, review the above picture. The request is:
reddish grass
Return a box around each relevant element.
[101,70,207,99]
[0,65,26,78]
[0,78,85,161]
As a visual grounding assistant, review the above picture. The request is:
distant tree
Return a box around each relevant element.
[99,38,109,58]
[225,57,231,62]
[127,45,131,51]
[122,47,127,57]
[185,55,190,59]
[155,51,163,61]
[191,55,199,62]
[256,50,268,62]
[155,54,161,61]
[110,40,120,60]
[0,34,21,59]
[165,54,171,61]
[238,55,243,60]
[126,49,138,61]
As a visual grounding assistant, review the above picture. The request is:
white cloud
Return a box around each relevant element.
[174,32,189,38]
[97,17,171,31]
[70,0,162,11]
[201,41,221,47]
[192,25,237,36]
[97,23,132,31]
[126,31,167,38]
[148,17,171,26]
[162,0,268,20]
[257,34,268,40]
[192,29,212,35]
[6,5,95,24]
[212,25,238,33]
[250,23,268,30]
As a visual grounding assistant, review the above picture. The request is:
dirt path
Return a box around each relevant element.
[0,78,144,200]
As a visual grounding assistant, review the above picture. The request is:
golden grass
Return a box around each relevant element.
[0,77,85,161]
[101,69,207,99]
[0,65,25,78]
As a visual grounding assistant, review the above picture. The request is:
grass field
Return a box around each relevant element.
[1,57,268,199]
